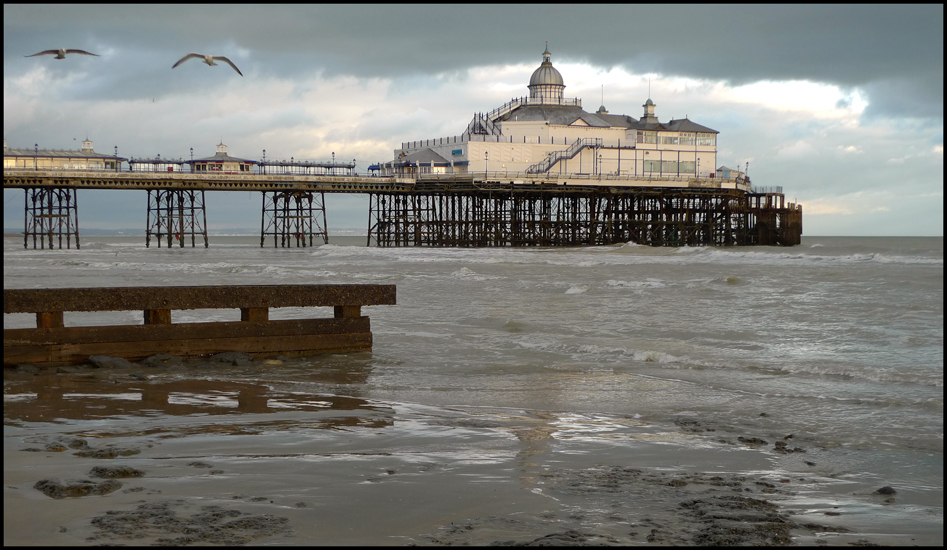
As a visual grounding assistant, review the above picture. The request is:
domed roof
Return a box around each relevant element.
[529,45,564,87]
[530,64,564,86]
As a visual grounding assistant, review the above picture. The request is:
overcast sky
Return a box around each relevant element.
[4,4,943,236]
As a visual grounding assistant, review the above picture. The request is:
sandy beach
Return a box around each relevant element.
[4,361,938,546]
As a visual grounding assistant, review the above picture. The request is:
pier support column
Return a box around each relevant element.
[145,189,208,248]
[260,191,328,248]
[23,187,80,249]
[367,188,799,248]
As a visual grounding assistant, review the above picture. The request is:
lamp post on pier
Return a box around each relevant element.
[485,151,488,177]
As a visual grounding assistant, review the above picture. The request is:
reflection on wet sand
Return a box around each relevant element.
[3,371,392,432]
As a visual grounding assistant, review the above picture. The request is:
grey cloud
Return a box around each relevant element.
[6,5,941,120]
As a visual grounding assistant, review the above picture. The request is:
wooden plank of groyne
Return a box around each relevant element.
[3,285,395,366]
[5,318,369,345]
[3,284,396,314]
[4,331,372,365]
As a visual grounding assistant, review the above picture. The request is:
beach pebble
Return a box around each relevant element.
[74,447,141,459]
[141,353,183,367]
[89,466,144,478]
[875,486,897,495]
[209,351,253,366]
[89,355,135,369]
[34,478,122,499]
[15,364,39,375]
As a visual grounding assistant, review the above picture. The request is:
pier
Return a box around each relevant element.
[3,284,396,367]
[2,169,802,248]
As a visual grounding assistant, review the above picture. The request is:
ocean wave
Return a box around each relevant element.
[604,279,666,289]
[771,362,943,387]
[77,242,114,249]
[450,267,501,281]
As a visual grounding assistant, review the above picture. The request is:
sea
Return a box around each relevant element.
[3,234,943,545]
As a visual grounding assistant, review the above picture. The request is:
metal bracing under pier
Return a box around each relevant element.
[368,187,802,247]
[260,190,328,248]
[23,187,80,250]
[145,189,208,248]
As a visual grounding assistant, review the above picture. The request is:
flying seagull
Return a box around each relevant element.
[25,48,99,59]
[172,53,243,76]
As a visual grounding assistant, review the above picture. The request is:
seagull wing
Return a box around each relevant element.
[25,50,60,58]
[172,53,204,69]
[65,49,99,56]
[213,56,243,76]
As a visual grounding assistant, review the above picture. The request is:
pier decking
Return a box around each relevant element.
[3,284,397,367]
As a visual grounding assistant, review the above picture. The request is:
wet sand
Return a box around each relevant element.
[3,365,941,546]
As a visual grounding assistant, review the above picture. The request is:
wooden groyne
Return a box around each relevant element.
[3,284,396,367]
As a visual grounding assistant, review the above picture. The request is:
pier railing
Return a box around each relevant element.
[3,284,396,367]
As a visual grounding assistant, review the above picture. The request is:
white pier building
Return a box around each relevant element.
[376,46,742,190]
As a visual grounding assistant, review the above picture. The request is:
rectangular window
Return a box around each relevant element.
[680,133,695,146]
[637,131,657,144]
[644,160,660,172]
[679,161,696,173]
[697,133,716,146]
[660,134,679,145]
[661,160,678,173]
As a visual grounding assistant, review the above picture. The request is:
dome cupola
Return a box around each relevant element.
[528,43,565,103]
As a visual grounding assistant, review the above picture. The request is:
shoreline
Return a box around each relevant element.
[3,365,941,546]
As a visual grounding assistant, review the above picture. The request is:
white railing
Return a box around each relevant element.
[485,96,582,121]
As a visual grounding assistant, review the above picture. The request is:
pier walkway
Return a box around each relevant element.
[2,168,749,193]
